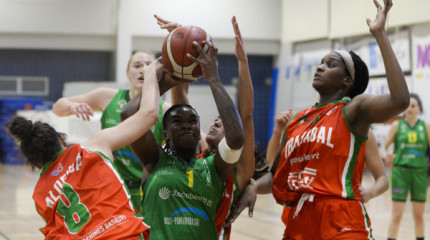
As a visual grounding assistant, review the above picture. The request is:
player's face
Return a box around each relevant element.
[404,97,420,118]
[312,52,349,96]
[166,107,201,153]
[205,117,225,149]
[126,52,155,91]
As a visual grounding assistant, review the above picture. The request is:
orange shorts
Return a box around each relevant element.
[283,196,374,240]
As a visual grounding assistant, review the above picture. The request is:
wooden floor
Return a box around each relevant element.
[0,164,429,240]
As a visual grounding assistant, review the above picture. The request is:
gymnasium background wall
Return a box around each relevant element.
[1,0,430,152]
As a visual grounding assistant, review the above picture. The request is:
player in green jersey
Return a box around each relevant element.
[381,93,430,240]
[52,51,190,210]
[121,40,244,240]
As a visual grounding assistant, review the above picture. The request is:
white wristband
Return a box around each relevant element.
[218,137,243,164]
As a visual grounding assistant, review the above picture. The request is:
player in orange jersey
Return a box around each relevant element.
[6,59,181,239]
[226,0,409,239]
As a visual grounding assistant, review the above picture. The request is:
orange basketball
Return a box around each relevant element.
[162,26,212,80]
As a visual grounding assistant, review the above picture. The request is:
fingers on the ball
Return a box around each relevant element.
[193,41,204,53]
[186,53,198,61]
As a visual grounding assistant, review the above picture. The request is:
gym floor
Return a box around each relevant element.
[0,164,428,240]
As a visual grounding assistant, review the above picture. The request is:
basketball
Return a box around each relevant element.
[162,25,212,80]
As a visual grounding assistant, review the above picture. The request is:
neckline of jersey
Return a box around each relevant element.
[313,97,349,109]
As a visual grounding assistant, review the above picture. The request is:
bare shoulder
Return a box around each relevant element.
[347,94,373,108]
[344,94,373,120]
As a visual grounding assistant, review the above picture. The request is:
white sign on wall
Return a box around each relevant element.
[335,31,411,77]
[412,35,430,122]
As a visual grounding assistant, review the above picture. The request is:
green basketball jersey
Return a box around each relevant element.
[393,119,428,168]
[141,151,224,240]
[100,89,165,182]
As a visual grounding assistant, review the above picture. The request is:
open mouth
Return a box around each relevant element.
[138,77,144,81]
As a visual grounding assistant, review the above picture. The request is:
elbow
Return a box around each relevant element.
[394,95,410,113]
[52,99,64,116]
[229,132,245,150]
[146,108,159,125]
[382,176,389,192]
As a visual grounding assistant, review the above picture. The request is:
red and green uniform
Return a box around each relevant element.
[273,99,374,240]
[141,151,224,240]
[33,144,150,239]
[197,149,240,240]
[101,89,165,209]
[391,119,428,202]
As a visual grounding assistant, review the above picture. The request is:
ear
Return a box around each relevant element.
[59,134,68,148]
[162,131,169,141]
[126,69,131,81]
[343,75,354,89]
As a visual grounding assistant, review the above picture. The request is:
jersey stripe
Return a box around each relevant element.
[342,133,355,198]
[359,201,375,240]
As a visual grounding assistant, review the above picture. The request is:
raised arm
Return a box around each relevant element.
[84,60,161,159]
[188,41,244,181]
[267,110,292,165]
[231,16,255,190]
[346,0,409,134]
[52,87,116,121]
[360,130,389,203]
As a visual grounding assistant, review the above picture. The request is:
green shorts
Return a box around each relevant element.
[391,166,428,202]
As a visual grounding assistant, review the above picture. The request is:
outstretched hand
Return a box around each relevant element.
[275,109,293,132]
[224,183,257,228]
[366,0,393,34]
[71,103,94,121]
[187,41,219,82]
[154,14,181,33]
[232,16,247,63]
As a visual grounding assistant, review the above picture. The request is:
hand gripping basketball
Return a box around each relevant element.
[187,41,219,83]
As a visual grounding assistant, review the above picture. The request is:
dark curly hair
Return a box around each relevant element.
[342,50,369,99]
[6,116,62,168]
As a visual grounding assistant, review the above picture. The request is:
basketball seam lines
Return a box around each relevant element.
[182,26,193,80]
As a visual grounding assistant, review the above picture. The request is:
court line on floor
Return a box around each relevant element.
[0,232,10,240]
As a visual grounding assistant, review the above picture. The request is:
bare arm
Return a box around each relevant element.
[224,171,274,227]
[83,60,160,159]
[360,130,389,203]
[380,121,398,166]
[231,16,255,191]
[188,41,244,181]
[426,122,430,146]
[52,87,117,121]
[266,110,292,165]
[346,0,409,136]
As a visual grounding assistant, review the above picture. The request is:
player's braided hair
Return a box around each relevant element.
[6,116,62,168]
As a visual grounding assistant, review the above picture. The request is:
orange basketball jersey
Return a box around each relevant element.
[33,144,150,239]
[273,99,366,205]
